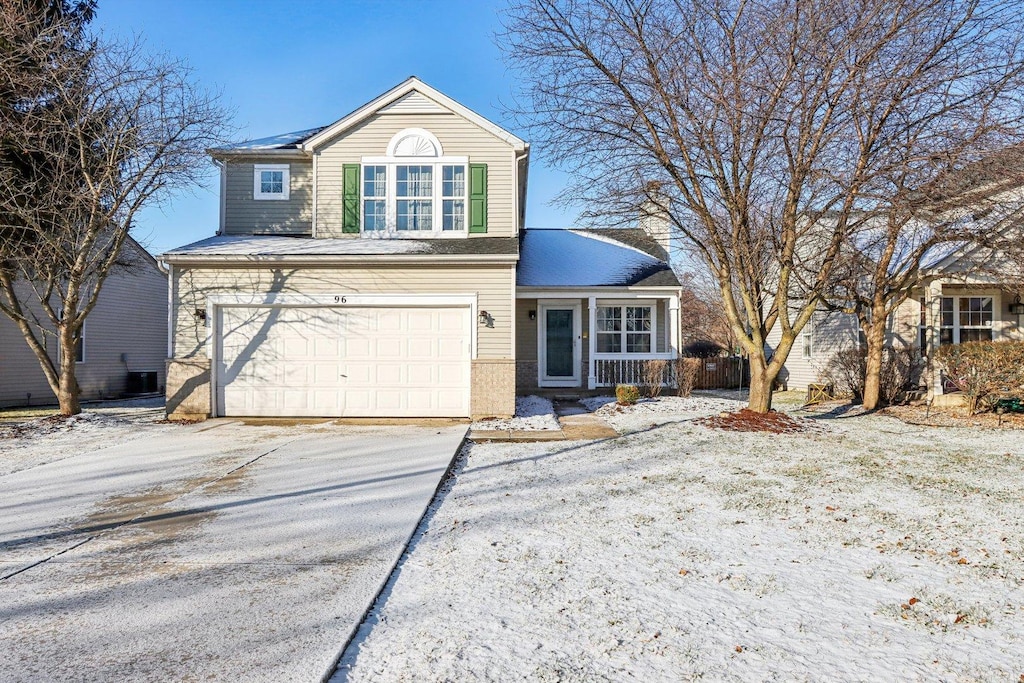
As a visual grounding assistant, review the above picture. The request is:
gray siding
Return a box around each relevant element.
[0,243,168,408]
[766,310,860,391]
[222,160,313,235]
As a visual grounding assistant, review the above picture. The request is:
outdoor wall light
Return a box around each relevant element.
[1010,295,1024,315]
[528,309,537,321]
[194,307,207,322]
[478,310,492,326]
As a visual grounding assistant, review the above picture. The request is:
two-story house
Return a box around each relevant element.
[161,78,681,420]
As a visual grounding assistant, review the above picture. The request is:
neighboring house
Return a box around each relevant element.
[0,238,168,408]
[770,240,1024,402]
[161,77,681,420]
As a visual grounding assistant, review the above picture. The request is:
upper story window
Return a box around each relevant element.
[360,128,467,236]
[253,164,290,200]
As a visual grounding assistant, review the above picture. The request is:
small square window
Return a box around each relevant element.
[253,164,290,200]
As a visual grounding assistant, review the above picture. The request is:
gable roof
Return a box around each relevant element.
[300,77,527,152]
[517,228,678,288]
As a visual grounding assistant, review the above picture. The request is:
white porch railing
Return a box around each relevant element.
[593,354,676,388]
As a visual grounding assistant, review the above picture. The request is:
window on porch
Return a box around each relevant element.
[939,296,993,345]
[596,305,653,354]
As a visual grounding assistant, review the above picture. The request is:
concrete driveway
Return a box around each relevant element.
[0,419,466,682]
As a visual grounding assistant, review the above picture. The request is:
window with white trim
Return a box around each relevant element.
[802,322,813,359]
[360,128,467,236]
[253,164,290,200]
[939,296,994,344]
[74,322,84,363]
[596,305,653,354]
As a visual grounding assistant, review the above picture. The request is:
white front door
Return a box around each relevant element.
[538,302,581,387]
[215,305,471,417]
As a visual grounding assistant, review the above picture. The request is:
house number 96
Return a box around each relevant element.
[334,296,347,304]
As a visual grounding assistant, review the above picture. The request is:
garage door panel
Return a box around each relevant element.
[217,305,470,417]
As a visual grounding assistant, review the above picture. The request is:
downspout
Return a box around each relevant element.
[213,158,226,235]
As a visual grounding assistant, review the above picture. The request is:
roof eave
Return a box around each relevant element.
[208,148,311,160]
[160,253,519,266]
[300,77,527,152]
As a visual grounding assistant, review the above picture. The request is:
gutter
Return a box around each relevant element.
[161,253,520,267]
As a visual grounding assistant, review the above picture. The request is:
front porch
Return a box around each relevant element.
[515,289,681,393]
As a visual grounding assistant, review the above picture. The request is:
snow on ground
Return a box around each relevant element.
[582,392,746,433]
[338,398,1024,682]
[0,397,177,476]
[471,395,560,431]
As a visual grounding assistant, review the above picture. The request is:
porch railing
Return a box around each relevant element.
[594,355,676,388]
[593,355,748,390]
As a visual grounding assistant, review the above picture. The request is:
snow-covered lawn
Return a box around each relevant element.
[471,395,560,431]
[338,396,1024,681]
[0,397,175,476]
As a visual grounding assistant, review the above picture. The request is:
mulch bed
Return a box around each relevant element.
[697,408,815,434]
[882,404,1024,430]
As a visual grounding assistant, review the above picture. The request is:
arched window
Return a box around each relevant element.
[360,128,467,235]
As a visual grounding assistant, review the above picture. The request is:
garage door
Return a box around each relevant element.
[215,306,471,417]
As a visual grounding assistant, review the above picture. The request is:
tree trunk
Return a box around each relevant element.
[57,322,81,416]
[861,315,888,410]
[747,357,775,413]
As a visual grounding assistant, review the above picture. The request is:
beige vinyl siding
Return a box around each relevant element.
[222,160,313,235]
[0,248,167,407]
[315,112,517,238]
[172,263,515,360]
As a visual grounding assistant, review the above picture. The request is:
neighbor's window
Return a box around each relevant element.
[939,296,994,344]
[74,323,84,363]
[802,322,813,359]
[253,164,290,200]
[918,297,928,353]
[596,305,653,354]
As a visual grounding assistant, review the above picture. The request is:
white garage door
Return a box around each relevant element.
[215,306,471,417]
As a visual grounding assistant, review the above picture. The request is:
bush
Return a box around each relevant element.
[682,340,726,358]
[641,360,668,398]
[675,357,701,397]
[823,344,923,405]
[615,384,640,405]
[933,341,1024,414]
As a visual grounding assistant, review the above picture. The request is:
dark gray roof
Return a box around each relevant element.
[161,235,518,258]
[517,228,679,287]
[212,127,326,153]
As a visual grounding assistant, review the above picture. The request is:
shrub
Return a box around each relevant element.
[682,340,726,358]
[823,344,923,405]
[641,360,668,398]
[615,384,640,405]
[675,357,701,397]
[933,341,1024,414]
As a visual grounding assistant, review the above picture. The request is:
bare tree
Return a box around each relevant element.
[825,150,1024,410]
[502,0,1024,412]
[0,2,229,415]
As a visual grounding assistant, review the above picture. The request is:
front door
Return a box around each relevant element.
[539,302,581,387]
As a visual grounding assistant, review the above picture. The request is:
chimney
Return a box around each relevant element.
[639,184,673,264]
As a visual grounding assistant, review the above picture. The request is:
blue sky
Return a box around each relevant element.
[93,0,578,254]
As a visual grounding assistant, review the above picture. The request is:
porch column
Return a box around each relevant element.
[588,296,597,389]
[668,293,680,358]
[926,279,943,398]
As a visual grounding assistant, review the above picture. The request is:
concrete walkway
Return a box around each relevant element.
[469,399,618,442]
[0,421,466,682]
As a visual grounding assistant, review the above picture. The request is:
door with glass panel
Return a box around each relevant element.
[540,303,580,386]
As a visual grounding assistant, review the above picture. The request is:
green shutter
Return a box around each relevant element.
[469,163,488,233]
[343,163,360,233]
